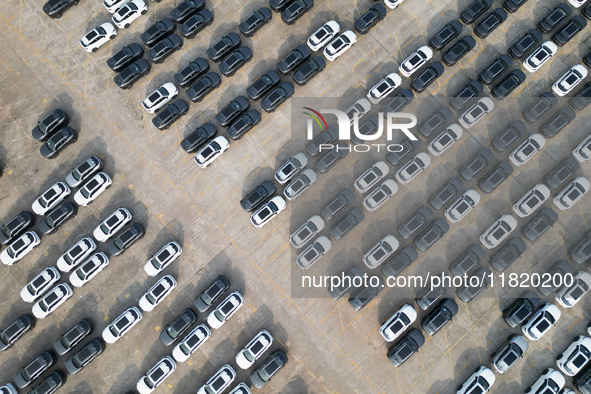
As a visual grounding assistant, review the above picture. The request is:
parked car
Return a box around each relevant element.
[570,81,591,110]
[20,267,60,304]
[148,34,183,63]
[172,323,210,362]
[141,17,176,46]
[362,235,399,269]
[307,20,339,51]
[275,153,308,185]
[293,56,326,85]
[249,351,287,389]
[32,283,73,319]
[207,32,241,61]
[315,142,349,173]
[53,319,93,356]
[386,137,420,165]
[261,82,294,112]
[540,108,577,138]
[80,22,116,52]
[450,244,486,276]
[115,60,151,91]
[354,161,389,193]
[554,176,590,210]
[171,0,204,23]
[509,133,545,167]
[457,366,496,394]
[414,219,449,252]
[247,70,281,101]
[503,290,540,327]
[474,8,507,38]
[240,181,276,212]
[284,169,316,200]
[480,214,517,249]
[395,152,431,185]
[296,236,331,269]
[430,177,463,210]
[513,184,551,218]
[525,368,565,393]
[382,88,414,112]
[194,275,230,312]
[215,96,249,127]
[421,299,458,335]
[187,72,222,103]
[219,46,252,76]
[493,121,525,152]
[66,156,102,189]
[348,276,384,310]
[411,62,444,92]
[384,0,405,8]
[69,252,109,287]
[175,57,209,87]
[328,265,364,299]
[427,124,463,156]
[198,364,236,394]
[556,271,591,308]
[14,351,56,389]
[236,330,273,369]
[418,107,452,137]
[40,126,76,159]
[136,357,177,394]
[32,109,67,141]
[553,16,587,46]
[509,29,542,59]
[206,291,244,329]
[0,231,41,266]
[429,19,462,50]
[330,208,364,240]
[460,149,493,181]
[38,201,76,235]
[320,189,355,221]
[65,338,104,375]
[26,370,65,394]
[179,9,213,39]
[569,230,591,264]
[556,335,591,376]
[193,136,230,168]
[367,73,401,104]
[546,157,579,190]
[363,179,398,211]
[0,314,35,352]
[43,0,78,18]
[399,46,433,77]
[281,0,313,24]
[139,275,177,312]
[111,0,147,29]
[575,365,591,394]
[478,161,513,193]
[541,260,574,296]
[93,208,132,243]
[460,0,493,24]
[152,99,189,130]
[398,207,432,239]
[442,36,476,66]
[387,329,425,367]
[102,306,143,343]
[491,70,526,99]
[553,65,588,97]
[458,97,494,128]
[107,223,144,256]
[415,280,448,311]
[0,211,34,245]
[490,237,526,271]
[573,133,591,162]
[446,189,481,224]
[142,83,178,114]
[457,267,491,302]
[450,80,483,110]
[181,123,217,153]
[239,7,271,37]
[227,109,261,139]
[379,304,417,342]
[323,30,357,61]
[144,241,182,277]
[538,3,572,33]
[523,92,557,123]
[522,303,561,340]
[355,4,386,34]
[73,172,112,206]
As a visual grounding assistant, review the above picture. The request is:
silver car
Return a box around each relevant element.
[330,208,365,240]
[274,153,308,184]
[290,215,325,249]
[65,156,102,188]
[491,335,529,374]
[296,236,331,269]
[363,179,398,212]
[283,169,317,200]
[354,161,390,193]
[362,235,399,269]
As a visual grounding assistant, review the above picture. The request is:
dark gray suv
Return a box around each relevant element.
[330,208,365,240]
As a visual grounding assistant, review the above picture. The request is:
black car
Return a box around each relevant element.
[0,314,34,352]
[449,79,483,110]
[538,3,572,33]
[40,126,76,159]
[239,7,272,37]
[508,29,542,59]
[107,223,144,256]
[270,0,295,12]
[261,82,294,112]
[107,43,144,72]
[152,99,189,130]
[421,299,458,335]
[457,267,491,302]
[397,207,432,239]
[492,121,525,152]
[570,81,591,111]
[503,0,528,12]
[410,62,444,93]
[491,70,526,99]
[226,109,262,140]
[181,123,217,153]
[240,180,276,212]
[179,9,214,39]
[414,219,449,252]
[460,148,494,180]
[39,201,77,235]
[478,54,512,85]
[293,56,326,85]
[522,92,557,123]
[478,161,513,193]
[53,319,93,356]
[27,370,65,394]
[545,157,579,190]
[449,244,486,276]
[553,16,587,46]
[429,177,463,210]
[348,276,384,310]
[43,0,77,18]
[187,72,221,102]
[194,275,230,312]
[540,107,576,138]
[418,107,452,137]
[387,329,425,367]
[315,142,349,173]
[171,0,204,24]
[0,211,34,245]
[386,137,420,165]
[174,57,210,87]
[350,114,380,145]
[354,4,387,34]
[277,45,311,75]
[14,350,56,389]
[442,36,476,66]
[148,34,183,64]
[570,230,591,264]
[215,96,250,127]
[474,8,507,38]
[429,20,462,50]
[219,46,253,76]
[247,70,281,100]
[207,32,241,61]
[490,237,526,272]
[460,0,493,24]
[159,309,197,346]
[502,291,540,327]
[114,59,151,89]
[328,265,365,300]
[64,338,104,374]
[32,108,68,141]
[281,0,313,25]
[141,17,176,47]
[330,208,365,240]
[382,245,418,277]
[522,208,558,242]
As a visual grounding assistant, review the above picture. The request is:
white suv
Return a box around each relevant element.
[112,0,147,29]
[509,133,545,166]
[32,182,71,215]
[379,304,416,342]
[80,23,117,53]
[522,303,561,340]
[207,291,244,329]
[307,20,340,51]
[102,306,143,343]
[479,214,517,249]
[250,196,286,228]
[93,208,132,242]
[142,83,178,114]
[556,335,591,376]
[512,184,551,218]
[0,231,41,266]
[32,283,73,319]
[554,176,590,210]
[323,30,357,61]
[399,46,433,77]
[395,152,431,185]
[552,65,588,96]
[367,73,402,104]
[235,330,273,369]
[73,172,112,206]
[523,41,557,73]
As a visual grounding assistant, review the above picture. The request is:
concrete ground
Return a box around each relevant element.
[1,0,591,392]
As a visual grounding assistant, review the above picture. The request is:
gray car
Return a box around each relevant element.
[398,206,432,239]
[194,275,230,312]
[348,275,385,310]
[418,107,452,138]
[274,153,308,184]
[386,137,420,166]
[330,208,365,240]
[414,219,449,252]
[305,127,339,156]
[490,237,526,272]
[284,169,317,200]
[478,161,513,193]
[502,290,541,328]
[387,329,425,367]
[328,265,364,299]
[456,267,491,302]
[26,370,65,394]
[460,149,494,180]
[0,314,35,352]
[296,236,332,269]
[421,298,458,335]
[321,189,355,220]
[569,230,591,264]
[159,309,197,346]
[382,245,418,278]
[449,244,486,276]
[415,279,448,310]
[522,208,558,242]
[492,121,525,152]
[14,350,56,389]
[53,319,93,355]
[249,351,288,388]
[65,156,102,188]
[64,338,104,374]
[429,177,463,209]
[491,335,529,374]
[546,157,579,190]
[290,215,325,249]
[316,142,349,173]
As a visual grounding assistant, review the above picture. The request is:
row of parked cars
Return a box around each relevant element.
[31,109,78,159]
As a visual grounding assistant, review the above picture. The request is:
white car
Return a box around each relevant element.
[32,283,73,319]
[172,324,211,362]
[104,0,129,12]
[556,271,591,308]
[194,136,230,168]
[457,366,495,394]
[399,46,433,77]
[80,23,117,53]
[197,365,236,394]
[323,30,357,61]
[206,291,244,329]
[229,383,251,394]
[136,356,176,394]
[344,98,371,126]
[355,161,390,193]
[66,156,103,188]
[554,176,591,210]
[513,184,551,218]
[102,306,143,343]
[458,97,494,129]
[479,214,517,249]
[74,172,112,206]
[307,20,340,51]
[568,0,588,7]
[525,368,565,393]
[20,267,61,303]
[573,132,591,162]
[367,73,402,104]
[69,252,110,287]
[362,235,399,269]
[552,65,588,97]
[142,83,178,114]
[384,0,405,9]
[112,0,147,28]
[379,303,416,342]
[522,303,561,341]
[283,169,317,201]
[250,196,286,228]
[93,208,132,242]
[275,153,308,184]
[445,189,481,223]
[363,179,398,211]
[523,41,558,73]
[295,236,331,269]
[428,124,463,156]
[235,330,273,369]
[139,275,177,312]
[395,152,431,185]
[32,182,71,215]
[556,335,591,375]
[57,237,97,272]
[0,231,41,266]
[144,241,182,276]
[290,215,325,249]
[509,133,545,166]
